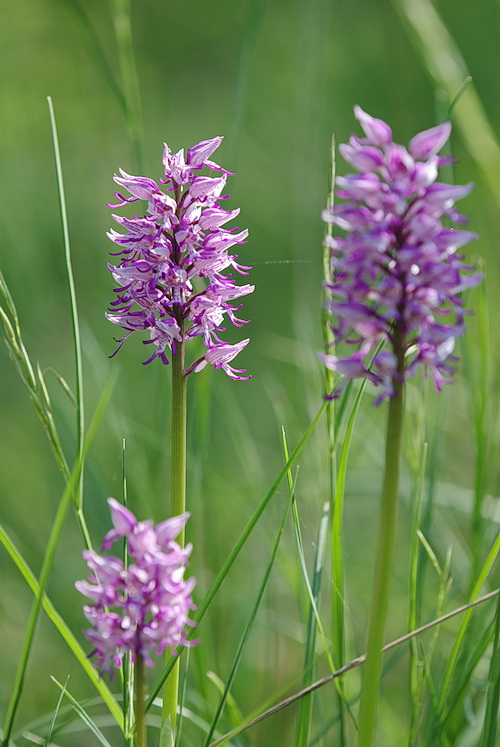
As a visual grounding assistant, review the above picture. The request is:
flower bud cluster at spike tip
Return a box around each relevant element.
[106,136,254,379]
[319,106,482,402]
[75,498,197,674]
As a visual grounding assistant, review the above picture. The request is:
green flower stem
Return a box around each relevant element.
[358,325,405,747]
[134,655,147,747]
[161,338,187,735]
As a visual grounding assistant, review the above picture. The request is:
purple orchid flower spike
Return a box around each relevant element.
[321,106,481,402]
[76,499,197,675]
[106,136,253,379]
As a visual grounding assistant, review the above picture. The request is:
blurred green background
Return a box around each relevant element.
[1,0,500,744]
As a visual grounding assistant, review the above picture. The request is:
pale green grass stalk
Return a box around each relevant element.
[408,442,428,745]
[111,0,143,170]
[295,501,330,747]
[50,677,113,747]
[470,266,489,586]
[203,479,295,746]
[392,0,500,210]
[285,426,334,678]
[47,96,89,544]
[437,533,500,722]
[162,342,187,736]
[68,0,128,114]
[209,590,500,746]
[0,523,122,730]
[121,440,135,747]
[173,649,190,747]
[1,376,116,746]
[479,593,500,747]
[205,672,246,745]
[146,400,328,709]
[44,675,69,746]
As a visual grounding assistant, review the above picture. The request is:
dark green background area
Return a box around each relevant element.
[1,1,499,744]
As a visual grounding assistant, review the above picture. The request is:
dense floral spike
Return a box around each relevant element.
[320,106,481,401]
[76,499,197,674]
[106,137,253,379]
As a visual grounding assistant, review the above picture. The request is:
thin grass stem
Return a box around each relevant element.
[161,341,187,735]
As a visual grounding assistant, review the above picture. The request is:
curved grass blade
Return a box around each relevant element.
[67,0,127,114]
[146,400,328,710]
[203,482,295,745]
[44,676,70,746]
[437,532,500,717]
[295,501,330,747]
[209,589,500,746]
[479,592,500,747]
[1,375,118,745]
[408,442,428,745]
[392,0,500,209]
[49,678,113,747]
[205,672,247,744]
[110,0,143,170]
[47,96,92,554]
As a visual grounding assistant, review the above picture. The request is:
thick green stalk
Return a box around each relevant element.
[135,655,147,747]
[161,339,187,735]
[358,325,405,747]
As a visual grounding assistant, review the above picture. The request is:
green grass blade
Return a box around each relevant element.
[295,501,329,747]
[67,0,127,114]
[392,0,500,209]
[203,485,295,746]
[146,400,328,709]
[480,592,500,747]
[49,677,113,747]
[284,428,333,675]
[0,522,123,729]
[47,97,85,514]
[44,675,70,746]
[1,375,118,745]
[437,532,500,716]
[470,264,489,586]
[408,442,428,745]
[110,0,143,170]
[208,590,500,746]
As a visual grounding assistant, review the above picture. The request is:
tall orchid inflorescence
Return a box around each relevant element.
[76,499,197,674]
[106,137,254,380]
[320,106,481,402]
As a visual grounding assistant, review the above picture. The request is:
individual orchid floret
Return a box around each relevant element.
[106,136,253,379]
[321,106,481,402]
[76,498,197,674]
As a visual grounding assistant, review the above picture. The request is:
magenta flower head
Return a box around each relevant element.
[320,106,481,402]
[106,136,253,380]
[75,498,197,674]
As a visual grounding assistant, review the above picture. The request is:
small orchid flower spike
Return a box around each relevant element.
[76,499,197,674]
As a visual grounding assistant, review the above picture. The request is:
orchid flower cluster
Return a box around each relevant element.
[106,136,254,380]
[75,499,197,674]
[320,106,481,401]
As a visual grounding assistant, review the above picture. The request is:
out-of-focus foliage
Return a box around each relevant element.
[1,0,500,744]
